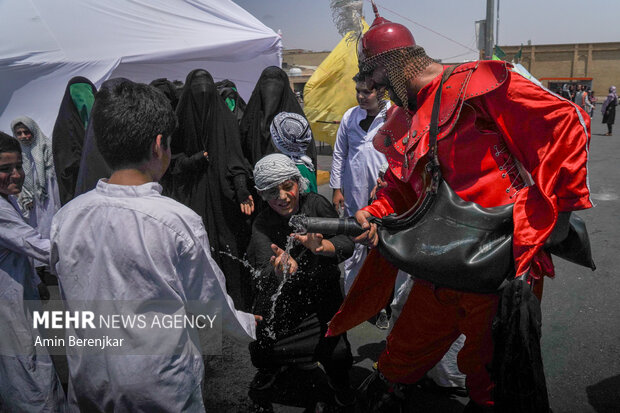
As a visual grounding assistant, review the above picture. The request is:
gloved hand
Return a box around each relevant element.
[189,151,209,166]
[233,175,254,215]
[175,151,209,173]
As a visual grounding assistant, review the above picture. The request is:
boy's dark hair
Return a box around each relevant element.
[0,131,21,154]
[352,72,365,83]
[92,80,177,170]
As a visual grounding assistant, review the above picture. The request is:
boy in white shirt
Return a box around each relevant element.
[50,80,258,411]
[330,73,391,295]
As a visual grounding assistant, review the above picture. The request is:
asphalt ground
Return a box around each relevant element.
[540,114,620,413]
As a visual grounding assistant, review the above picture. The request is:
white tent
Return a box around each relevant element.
[0,0,282,135]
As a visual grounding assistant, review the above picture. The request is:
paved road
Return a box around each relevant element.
[541,117,620,413]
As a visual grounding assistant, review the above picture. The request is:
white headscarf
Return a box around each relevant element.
[253,153,308,192]
[10,116,54,209]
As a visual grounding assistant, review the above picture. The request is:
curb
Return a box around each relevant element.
[317,170,330,186]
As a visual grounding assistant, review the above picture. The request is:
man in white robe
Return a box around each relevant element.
[0,131,65,412]
[50,80,257,412]
[330,75,391,294]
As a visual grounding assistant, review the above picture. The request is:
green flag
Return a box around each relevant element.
[514,45,523,62]
[494,45,506,60]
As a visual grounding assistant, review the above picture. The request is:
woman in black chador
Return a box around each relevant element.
[169,69,255,309]
[240,66,317,169]
[150,78,181,110]
[74,78,130,197]
[52,76,96,205]
[149,77,182,194]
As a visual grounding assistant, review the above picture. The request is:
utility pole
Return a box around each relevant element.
[496,0,500,46]
[484,0,495,59]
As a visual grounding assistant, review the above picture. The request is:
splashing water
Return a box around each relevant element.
[214,235,299,340]
[288,214,308,234]
[216,248,262,281]
[264,234,297,339]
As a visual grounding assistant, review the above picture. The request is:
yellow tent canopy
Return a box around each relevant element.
[303,21,369,146]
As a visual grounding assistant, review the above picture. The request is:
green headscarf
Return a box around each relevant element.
[69,83,95,128]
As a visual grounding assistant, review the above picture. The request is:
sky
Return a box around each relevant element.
[232,0,620,62]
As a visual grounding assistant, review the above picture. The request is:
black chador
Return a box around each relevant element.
[150,78,181,110]
[169,69,253,309]
[74,78,129,197]
[149,77,182,194]
[52,76,96,205]
[240,66,317,169]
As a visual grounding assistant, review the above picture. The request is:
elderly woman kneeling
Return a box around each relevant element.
[247,154,355,406]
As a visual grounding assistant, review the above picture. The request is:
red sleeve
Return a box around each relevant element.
[481,71,593,276]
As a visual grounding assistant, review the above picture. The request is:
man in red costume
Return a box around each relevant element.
[326,4,593,412]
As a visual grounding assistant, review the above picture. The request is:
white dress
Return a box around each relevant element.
[330,103,390,294]
[50,180,256,412]
[0,195,65,412]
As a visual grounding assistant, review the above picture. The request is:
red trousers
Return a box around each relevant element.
[378,281,500,406]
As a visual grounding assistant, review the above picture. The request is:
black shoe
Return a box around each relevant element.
[249,367,284,390]
[417,376,468,397]
[357,370,407,412]
[334,387,356,407]
[327,379,356,407]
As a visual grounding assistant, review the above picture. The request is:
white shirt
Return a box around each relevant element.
[329,102,391,216]
[50,180,256,412]
[329,102,390,294]
[0,195,65,412]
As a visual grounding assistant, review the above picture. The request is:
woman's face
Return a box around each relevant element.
[260,78,284,116]
[262,179,300,217]
[0,152,25,198]
[14,125,33,145]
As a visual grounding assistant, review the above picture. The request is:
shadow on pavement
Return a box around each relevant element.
[586,375,620,413]
[354,340,385,365]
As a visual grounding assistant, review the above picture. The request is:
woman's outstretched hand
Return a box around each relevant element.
[270,243,298,277]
